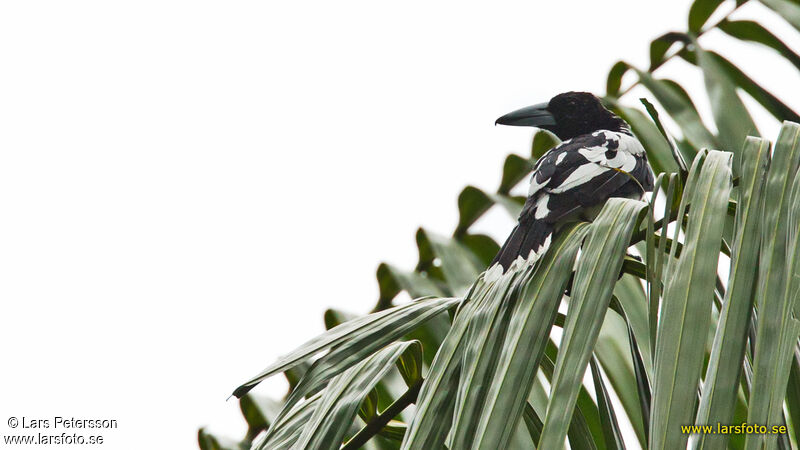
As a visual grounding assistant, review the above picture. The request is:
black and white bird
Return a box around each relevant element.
[488,91,654,275]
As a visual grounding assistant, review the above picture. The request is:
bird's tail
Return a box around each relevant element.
[491,220,554,272]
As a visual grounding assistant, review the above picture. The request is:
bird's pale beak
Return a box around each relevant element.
[495,102,556,127]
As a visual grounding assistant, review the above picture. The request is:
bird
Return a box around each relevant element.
[487,91,654,276]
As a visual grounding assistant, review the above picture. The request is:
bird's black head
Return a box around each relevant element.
[496,91,629,140]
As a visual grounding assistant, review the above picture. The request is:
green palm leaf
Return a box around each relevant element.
[538,198,646,449]
[692,137,770,450]
[746,122,800,450]
[403,223,588,449]
[233,296,459,398]
[293,341,420,450]
[650,150,733,450]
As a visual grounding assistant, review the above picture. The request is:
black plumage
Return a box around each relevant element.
[490,92,654,273]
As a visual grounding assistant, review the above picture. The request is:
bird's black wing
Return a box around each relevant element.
[521,130,652,224]
[491,130,652,271]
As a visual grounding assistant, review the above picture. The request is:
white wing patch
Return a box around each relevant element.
[607,151,637,170]
[549,163,609,194]
[616,131,646,155]
[591,130,645,155]
[578,147,636,171]
[528,174,548,196]
[533,194,551,219]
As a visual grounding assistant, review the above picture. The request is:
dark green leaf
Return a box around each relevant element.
[325,308,356,330]
[679,50,800,122]
[376,263,446,309]
[198,428,246,450]
[418,229,484,293]
[639,98,689,175]
[531,129,560,159]
[607,61,632,97]
[459,234,500,269]
[455,186,493,236]
[522,402,544,446]
[650,32,690,70]
[719,19,800,69]
[499,154,534,194]
[590,357,626,450]
[240,394,282,441]
[692,38,759,170]
[634,71,719,150]
[595,311,647,446]
[688,0,726,32]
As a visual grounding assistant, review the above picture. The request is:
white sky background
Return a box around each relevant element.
[2,1,799,448]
